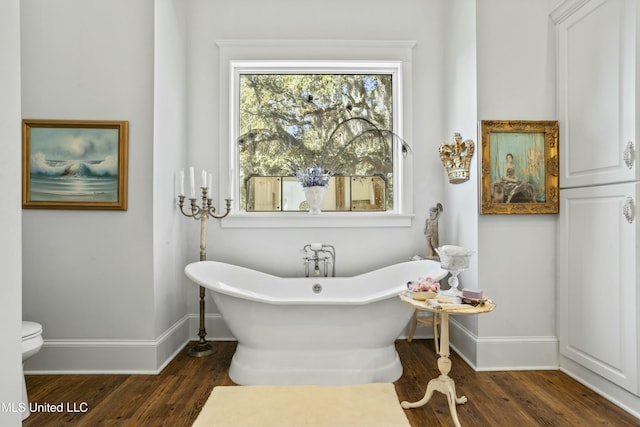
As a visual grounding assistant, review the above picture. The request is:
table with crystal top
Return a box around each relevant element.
[399,292,496,427]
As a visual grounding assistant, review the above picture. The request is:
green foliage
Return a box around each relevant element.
[237,73,407,209]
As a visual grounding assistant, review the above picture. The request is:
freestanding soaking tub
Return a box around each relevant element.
[184,259,447,385]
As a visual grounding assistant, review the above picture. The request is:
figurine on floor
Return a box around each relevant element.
[424,203,443,261]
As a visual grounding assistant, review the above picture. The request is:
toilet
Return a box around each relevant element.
[21,321,43,420]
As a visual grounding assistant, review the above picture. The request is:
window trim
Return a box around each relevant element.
[216,40,416,228]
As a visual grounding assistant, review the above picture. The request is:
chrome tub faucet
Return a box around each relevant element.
[302,243,336,277]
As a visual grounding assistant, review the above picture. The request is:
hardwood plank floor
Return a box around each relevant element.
[23,340,639,426]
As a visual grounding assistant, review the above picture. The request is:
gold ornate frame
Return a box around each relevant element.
[22,119,128,210]
[481,120,559,215]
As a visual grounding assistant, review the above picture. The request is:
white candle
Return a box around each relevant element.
[179,169,184,196]
[201,169,207,188]
[208,173,213,191]
[174,172,179,197]
[189,167,195,198]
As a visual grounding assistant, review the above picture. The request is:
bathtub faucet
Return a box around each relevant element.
[302,243,336,277]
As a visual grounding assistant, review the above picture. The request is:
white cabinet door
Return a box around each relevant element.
[554,0,638,188]
[558,182,639,394]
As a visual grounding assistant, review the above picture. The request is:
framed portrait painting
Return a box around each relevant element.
[480,120,559,215]
[22,119,128,210]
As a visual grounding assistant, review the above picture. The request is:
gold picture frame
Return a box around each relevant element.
[481,120,559,215]
[22,119,129,210]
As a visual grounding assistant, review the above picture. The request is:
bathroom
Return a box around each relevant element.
[2,0,639,425]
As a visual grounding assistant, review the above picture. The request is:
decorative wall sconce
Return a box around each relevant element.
[438,133,475,184]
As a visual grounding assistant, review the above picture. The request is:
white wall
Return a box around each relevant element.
[0,0,24,424]
[440,0,481,362]
[185,0,446,282]
[474,0,559,369]
[17,0,564,375]
[442,0,480,249]
[21,0,159,371]
[185,0,562,372]
[153,0,191,365]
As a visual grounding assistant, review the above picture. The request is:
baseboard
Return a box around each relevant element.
[560,356,640,420]
[24,314,236,374]
[448,318,559,371]
[24,315,192,374]
[188,313,235,341]
[24,313,558,374]
[156,315,193,370]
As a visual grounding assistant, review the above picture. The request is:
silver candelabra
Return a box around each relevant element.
[178,187,231,357]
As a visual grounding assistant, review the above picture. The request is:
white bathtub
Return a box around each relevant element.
[184,259,447,386]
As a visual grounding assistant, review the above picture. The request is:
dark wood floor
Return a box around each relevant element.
[24,340,639,426]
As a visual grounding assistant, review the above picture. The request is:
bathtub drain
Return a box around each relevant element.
[312,283,322,294]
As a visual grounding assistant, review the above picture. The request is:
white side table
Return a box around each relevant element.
[399,292,496,427]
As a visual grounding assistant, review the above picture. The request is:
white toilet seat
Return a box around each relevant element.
[22,321,42,341]
[22,321,43,363]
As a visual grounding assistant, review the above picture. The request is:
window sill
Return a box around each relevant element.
[220,212,414,228]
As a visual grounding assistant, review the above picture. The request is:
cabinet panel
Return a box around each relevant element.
[555,0,638,187]
[558,183,638,393]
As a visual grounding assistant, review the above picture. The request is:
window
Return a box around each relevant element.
[217,40,415,227]
[231,61,405,213]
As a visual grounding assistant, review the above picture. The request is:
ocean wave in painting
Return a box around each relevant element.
[30,152,118,177]
[29,152,118,202]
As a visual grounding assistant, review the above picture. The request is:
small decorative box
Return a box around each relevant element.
[462,288,483,299]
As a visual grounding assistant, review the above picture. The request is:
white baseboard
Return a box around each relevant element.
[25,315,192,374]
[188,313,235,341]
[24,314,237,374]
[21,313,557,376]
[449,318,559,371]
[560,356,640,420]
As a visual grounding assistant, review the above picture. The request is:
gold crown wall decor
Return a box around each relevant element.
[438,132,475,184]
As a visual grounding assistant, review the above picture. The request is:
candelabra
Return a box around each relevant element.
[179,187,231,357]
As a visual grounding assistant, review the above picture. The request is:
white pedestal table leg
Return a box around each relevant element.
[401,312,467,427]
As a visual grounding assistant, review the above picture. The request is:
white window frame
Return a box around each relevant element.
[216,40,415,228]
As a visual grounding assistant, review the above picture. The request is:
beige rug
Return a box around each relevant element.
[192,383,411,427]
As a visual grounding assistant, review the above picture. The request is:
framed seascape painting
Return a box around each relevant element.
[480,120,559,215]
[22,119,129,210]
